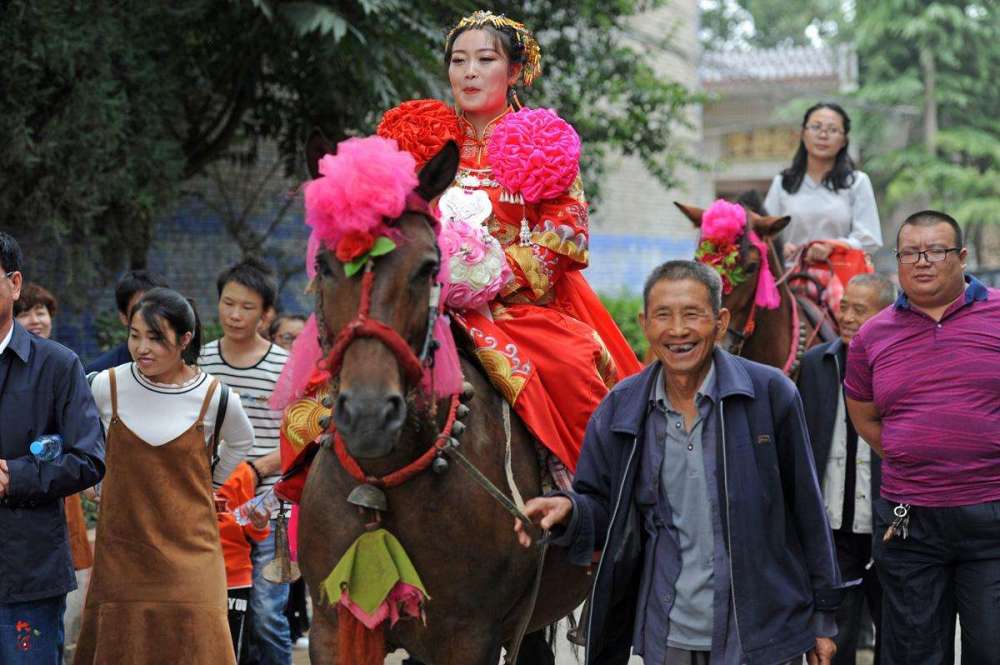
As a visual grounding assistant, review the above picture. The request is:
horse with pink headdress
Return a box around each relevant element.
[270,134,590,665]
[675,199,836,375]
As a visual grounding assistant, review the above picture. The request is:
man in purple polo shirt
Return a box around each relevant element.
[845,210,1000,665]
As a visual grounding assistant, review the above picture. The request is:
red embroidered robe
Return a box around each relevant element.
[450,109,642,471]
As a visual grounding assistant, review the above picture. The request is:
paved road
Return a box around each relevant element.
[294,638,882,664]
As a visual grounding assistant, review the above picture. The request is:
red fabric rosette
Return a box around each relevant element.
[486,108,581,203]
[377,100,462,167]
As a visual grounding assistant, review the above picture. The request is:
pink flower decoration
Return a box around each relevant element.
[701,199,746,245]
[487,108,581,203]
[439,220,513,310]
[304,136,418,251]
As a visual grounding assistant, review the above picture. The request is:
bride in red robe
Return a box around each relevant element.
[378,10,642,474]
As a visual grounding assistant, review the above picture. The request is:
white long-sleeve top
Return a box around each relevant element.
[90,363,255,486]
[764,170,883,253]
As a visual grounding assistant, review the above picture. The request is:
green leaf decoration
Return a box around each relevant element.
[369,236,397,257]
[343,257,367,277]
[342,237,397,277]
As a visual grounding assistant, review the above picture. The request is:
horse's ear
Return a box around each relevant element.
[305,129,335,180]
[416,140,460,202]
[749,210,792,238]
[673,202,705,228]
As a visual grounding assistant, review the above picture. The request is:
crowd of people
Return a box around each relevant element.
[2,7,998,665]
[0,246,309,665]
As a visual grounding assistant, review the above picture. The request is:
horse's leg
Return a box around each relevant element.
[514,630,555,665]
[307,608,338,665]
[420,622,502,665]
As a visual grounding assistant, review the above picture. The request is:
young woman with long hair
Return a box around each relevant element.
[74,288,253,664]
[764,102,883,264]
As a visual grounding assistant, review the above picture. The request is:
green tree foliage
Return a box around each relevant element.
[0,2,183,294]
[700,0,848,49]
[1,0,697,304]
[599,292,648,360]
[852,1,1000,238]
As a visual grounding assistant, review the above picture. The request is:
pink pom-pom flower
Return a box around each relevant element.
[487,108,581,203]
[701,199,746,245]
[304,136,418,252]
[439,220,513,310]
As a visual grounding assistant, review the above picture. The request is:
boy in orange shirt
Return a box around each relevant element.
[216,462,271,661]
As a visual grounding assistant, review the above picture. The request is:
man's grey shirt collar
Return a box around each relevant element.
[652,361,718,411]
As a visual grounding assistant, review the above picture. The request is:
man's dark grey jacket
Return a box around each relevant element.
[0,322,105,602]
[556,348,844,665]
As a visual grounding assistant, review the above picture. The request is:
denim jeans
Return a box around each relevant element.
[874,498,1000,665]
[0,595,66,665]
[249,523,292,665]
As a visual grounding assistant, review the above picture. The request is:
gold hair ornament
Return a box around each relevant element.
[447,10,542,87]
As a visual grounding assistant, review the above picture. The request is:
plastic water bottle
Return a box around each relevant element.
[233,490,280,526]
[29,434,63,462]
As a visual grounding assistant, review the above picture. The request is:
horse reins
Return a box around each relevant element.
[317,202,546,663]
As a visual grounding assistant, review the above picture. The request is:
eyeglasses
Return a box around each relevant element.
[3,271,15,281]
[804,123,845,137]
[895,248,961,264]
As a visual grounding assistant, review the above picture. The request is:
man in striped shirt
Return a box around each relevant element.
[199,258,291,665]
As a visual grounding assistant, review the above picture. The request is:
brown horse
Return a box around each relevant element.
[298,136,590,664]
[674,201,831,374]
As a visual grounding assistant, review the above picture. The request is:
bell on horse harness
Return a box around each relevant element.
[346,483,389,513]
[263,508,302,584]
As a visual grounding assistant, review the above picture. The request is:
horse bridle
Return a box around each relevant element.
[314,194,463,489]
[714,221,807,375]
[720,220,759,355]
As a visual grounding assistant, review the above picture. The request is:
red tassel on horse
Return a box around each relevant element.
[337,605,386,665]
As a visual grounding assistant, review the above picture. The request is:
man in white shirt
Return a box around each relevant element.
[797,273,896,665]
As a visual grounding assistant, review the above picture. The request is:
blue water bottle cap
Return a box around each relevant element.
[30,440,44,455]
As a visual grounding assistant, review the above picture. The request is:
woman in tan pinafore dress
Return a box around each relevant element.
[75,288,254,665]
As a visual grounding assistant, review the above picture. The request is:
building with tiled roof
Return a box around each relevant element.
[701,44,857,89]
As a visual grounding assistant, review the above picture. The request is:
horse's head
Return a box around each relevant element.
[675,201,790,351]
[307,131,459,460]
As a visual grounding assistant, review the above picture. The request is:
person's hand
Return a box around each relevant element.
[805,241,833,263]
[783,242,798,260]
[0,460,9,497]
[514,496,573,548]
[249,504,271,530]
[807,637,836,665]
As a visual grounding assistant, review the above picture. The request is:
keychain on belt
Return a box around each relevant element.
[883,503,911,542]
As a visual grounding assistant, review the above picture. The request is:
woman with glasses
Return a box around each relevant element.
[765,102,883,264]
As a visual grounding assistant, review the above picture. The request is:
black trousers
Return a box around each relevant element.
[227,587,252,662]
[831,530,882,665]
[873,498,1000,665]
